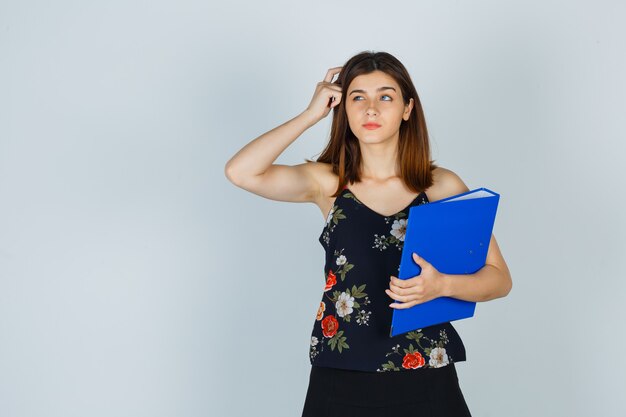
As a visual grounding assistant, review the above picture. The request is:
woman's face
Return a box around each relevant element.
[344,70,413,145]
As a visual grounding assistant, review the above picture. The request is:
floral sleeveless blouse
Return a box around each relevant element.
[309,185,467,372]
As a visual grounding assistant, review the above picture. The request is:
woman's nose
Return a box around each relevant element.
[366,106,378,116]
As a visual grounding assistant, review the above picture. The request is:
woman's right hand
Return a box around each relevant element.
[304,66,343,123]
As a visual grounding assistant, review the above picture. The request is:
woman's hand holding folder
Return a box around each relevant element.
[386,252,444,309]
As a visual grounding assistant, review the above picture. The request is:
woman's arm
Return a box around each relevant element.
[387,168,512,308]
[224,109,318,185]
[435,169,512,302]
[224,67,343,203]
[441,233,512,302]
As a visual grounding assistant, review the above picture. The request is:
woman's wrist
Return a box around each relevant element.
[299,109,321,127]
[439,273,453,298]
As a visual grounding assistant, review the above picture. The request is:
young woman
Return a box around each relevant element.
[225,51,512,417]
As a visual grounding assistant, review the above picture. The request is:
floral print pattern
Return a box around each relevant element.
[377,329,452,372]
[332,248,354,282]
[311,187,466,371]
[372,215,408,251]
[313,247,372,355]
[343,191,362,205]
[320,196,347,247]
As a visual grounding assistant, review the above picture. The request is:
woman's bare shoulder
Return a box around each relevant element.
[304,161,339,197]
[427,166,471,202]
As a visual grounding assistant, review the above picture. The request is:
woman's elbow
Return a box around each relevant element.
[502,272,513,297]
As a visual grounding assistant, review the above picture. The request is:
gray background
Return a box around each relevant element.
[1,1,624,416]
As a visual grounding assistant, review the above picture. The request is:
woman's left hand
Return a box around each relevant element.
[386,253,444,309]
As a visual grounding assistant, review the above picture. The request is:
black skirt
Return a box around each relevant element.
[301,363,472,417]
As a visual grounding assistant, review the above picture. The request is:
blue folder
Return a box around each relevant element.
[389,187,500,337]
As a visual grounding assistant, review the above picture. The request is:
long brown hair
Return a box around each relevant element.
[306,50,438,197]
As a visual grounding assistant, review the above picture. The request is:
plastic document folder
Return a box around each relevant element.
[389,187,500,337]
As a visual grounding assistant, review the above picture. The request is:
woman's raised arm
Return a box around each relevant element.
[224,67,342,203]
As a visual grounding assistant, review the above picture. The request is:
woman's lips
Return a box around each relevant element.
[363,123,381,130]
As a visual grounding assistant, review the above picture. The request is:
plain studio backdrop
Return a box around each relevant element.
[1,1,624,416]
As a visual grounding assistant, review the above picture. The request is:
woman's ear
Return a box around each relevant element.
[404,98,414,120]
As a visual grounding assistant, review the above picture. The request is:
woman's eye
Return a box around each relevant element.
[353,95,392,101]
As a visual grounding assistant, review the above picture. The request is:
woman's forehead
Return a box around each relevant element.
[348,71,400,91]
